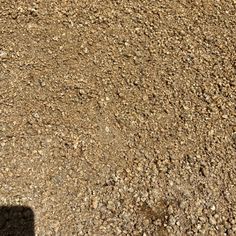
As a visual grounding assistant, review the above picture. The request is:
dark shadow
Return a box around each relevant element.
[0,206,34,236]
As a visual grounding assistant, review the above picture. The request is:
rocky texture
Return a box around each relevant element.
[0,0,235,235]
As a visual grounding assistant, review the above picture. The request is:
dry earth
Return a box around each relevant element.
[0,0,236,235]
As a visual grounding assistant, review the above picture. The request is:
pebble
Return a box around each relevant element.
[209,216,217,225]
[180,201,187,210]
[0,50,7,58]
[92,197,99,209]
[143,95,148,101]
[210,205,216,211]
[169,215,176,226]
[83,47,88,54]
[107,200,116,211]
[168,205,174,214]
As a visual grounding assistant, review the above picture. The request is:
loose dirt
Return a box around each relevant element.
[0,1,236,235]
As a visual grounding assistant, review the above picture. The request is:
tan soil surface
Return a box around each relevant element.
[0,1,236,235]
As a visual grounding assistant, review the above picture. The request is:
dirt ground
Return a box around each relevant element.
[0,0,235,235]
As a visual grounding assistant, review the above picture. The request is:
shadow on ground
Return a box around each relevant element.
[0,206,34,236]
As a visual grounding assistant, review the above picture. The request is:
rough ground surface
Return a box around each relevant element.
[0,0,236,235]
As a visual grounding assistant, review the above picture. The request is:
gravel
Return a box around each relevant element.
[0,0,235,235]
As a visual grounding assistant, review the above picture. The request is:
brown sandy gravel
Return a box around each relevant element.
[0,0,236,235]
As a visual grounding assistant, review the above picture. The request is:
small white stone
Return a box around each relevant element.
[0,50,7,58]
[32,112,39,118]
[83,47,88,54]
[105,126,110,132]
[210,205,216,211]
[196,224,201,230]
